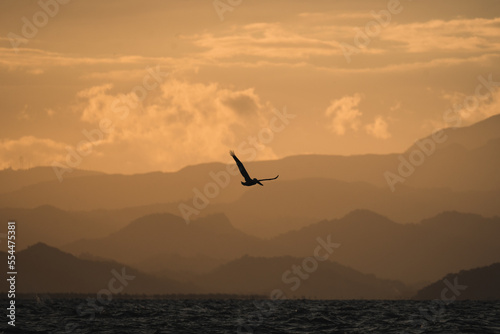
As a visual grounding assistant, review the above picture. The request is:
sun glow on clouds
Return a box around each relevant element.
[0,1,499,172]
[325,95,391,139]
[0,136,67,170]
[381,17,500,53]
[325,94,363,136]
[70,78,279,173]
[365,116,391,140]
[443,88,500,124]
[190,23,339,60]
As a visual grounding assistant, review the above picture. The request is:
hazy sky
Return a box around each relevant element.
[1,0,499,174]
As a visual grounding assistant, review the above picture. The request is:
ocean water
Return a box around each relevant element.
[1,299,499,334]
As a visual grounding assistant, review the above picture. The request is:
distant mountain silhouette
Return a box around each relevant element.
[205,178,500,237]
[63,213,265,265]
[132,252,224,277]
[402,137,500,190]
[1,115,499,299]
[1,236,497,299]
[0,243,416,299]
[60,209,500,285]
[0,170,209,210]
[414,262,500,300]
[195,255,413,299]
[1,114,499,211]
[0,243,195,294]
[0,166,103,195]
[0,205,128,249]
[260,210,500,284]
[407,113,500,152]
[3,179,499,241]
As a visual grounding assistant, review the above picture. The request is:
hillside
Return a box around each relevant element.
[0,205,127,249]
[205,178,500,237]
[0,243,417,299]
[63,213,265,264]
[263,210,500,284]
[414,262,500,300]
[61,210,500,285]
[406,113,500,152]
[0,167,103,195]
[195,255,413,299]
[0,243,194,294]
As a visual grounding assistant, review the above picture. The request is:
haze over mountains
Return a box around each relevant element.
[194,255,412,299]
[60,209,500,284]
[64,213,264,264]
[0,243,194,295]
[0,243,410,299]
[1,115,500,299]
[2,114,500,210]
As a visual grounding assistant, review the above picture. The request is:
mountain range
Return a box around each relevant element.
[0,243,411,299]
[56,209,500,285]
[1,114,499,299]
[0,243,194,295]
[414,262,500,300]
[1,114,500,210]
[1,242,498,300]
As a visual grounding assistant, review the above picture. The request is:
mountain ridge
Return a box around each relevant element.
[1,114,499,212]
[58,209,500,285]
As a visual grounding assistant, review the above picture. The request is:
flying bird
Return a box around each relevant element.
[230,150,279,186]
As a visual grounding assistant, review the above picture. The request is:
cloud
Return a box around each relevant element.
[298,11,373,20]
[1,4,499,172]
[2,16,499,78]
[64,77,281,173]
[442,86,500,125]
[390,101,401,111]
[27,68,44,75]
[325,93,363,135]
[189,23,338,60]
[381,17,500,53]
[17,104,31,121]
[0,77,283,173]
[186,15,500,67]
[0,136,67,170]
[223,91,259,116]
[422,85,500,133]
[365,116,391,139]
[45,108,55,117]
[325,96,391,139]
[0,47,183,74]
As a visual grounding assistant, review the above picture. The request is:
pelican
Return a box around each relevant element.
[230,150,279,186]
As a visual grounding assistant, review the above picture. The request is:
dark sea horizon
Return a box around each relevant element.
[1,299,499,334]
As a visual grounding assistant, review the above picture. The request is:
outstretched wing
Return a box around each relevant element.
[258,175,279,182]
[230,150,252,182]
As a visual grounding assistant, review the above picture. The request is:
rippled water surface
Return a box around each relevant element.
[1,299,499,333]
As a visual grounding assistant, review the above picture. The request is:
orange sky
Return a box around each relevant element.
[1,0,499,174]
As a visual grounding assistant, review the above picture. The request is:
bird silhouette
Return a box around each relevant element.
[230,151,279,186]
